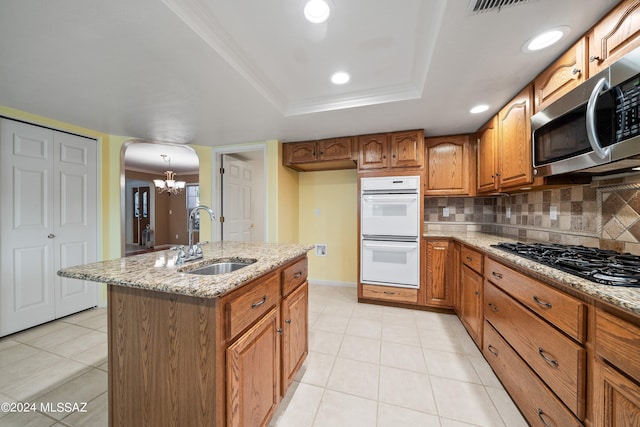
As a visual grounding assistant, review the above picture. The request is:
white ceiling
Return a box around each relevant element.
[0,0,619,152]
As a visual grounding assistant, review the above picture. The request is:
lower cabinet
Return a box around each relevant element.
[281,281,309,395]
[227,307,281,427]
[460,264,483,346]
[425,239,453,307]
[594,309,640,426]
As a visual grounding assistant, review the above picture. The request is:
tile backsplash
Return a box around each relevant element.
[424,175,640,255]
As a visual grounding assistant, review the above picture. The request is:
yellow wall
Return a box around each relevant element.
[274,142,299,244]
[299,169,357,284]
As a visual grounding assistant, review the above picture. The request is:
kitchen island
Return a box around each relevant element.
[58,241,313,427]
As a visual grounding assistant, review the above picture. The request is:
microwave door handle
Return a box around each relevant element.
[585,77,612,160]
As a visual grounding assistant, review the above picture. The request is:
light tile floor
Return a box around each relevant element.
[0,284,526,426]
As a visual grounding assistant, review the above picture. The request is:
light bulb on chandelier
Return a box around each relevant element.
[153,154,186,195]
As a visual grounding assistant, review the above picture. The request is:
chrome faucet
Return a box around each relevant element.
[187,205,215,259]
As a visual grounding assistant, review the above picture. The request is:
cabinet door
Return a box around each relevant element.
[425,135,471,195]
[318,137,353,161]
[497,85,534,190]
[358,133,389,169]
[589,0,640,76]
[534,38,587,113]
[593,360,640,427]
[476,117,498,194]
[281,281,308,395]
[425,240,452,307]
[390,130,424,168]
[227,307,280,427]
[284,141,317,164]
[460,265,483,346]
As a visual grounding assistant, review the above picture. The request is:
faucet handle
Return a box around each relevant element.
[195,241,209,255]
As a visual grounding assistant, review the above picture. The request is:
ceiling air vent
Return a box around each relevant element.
[466,0,537,16]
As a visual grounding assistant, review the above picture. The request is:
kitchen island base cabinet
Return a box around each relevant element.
[106,255,309,427]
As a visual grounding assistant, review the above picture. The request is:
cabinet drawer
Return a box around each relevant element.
[484,282,586,418]
[483,321,583,427]
[485,258,586,343]
[596,309,640,384]
[282,257,308,297]
[362,284,417,304]
[461,246,483,273]
[226,272,280,340]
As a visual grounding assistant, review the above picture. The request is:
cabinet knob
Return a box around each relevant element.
[475,291,480,296]
[572,68,581,75]
[285,319,292,324]
[277,328,283,334]
[48,234,56,239]
[589,55,601,63]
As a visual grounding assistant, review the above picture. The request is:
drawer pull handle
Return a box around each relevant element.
[491,271,503,279]
[537,409,552,427]
[533,295,552,309]
[293,272,303,279]
[487,345,498,356]
[538,347,559,368]
[251,296,267,308]
[488,302,499,312]
[383,291,396,295]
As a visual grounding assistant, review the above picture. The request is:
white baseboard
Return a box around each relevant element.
[308,279,356,288]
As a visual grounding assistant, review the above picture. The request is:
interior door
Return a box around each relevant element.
[0,119,98,336]
[222,154,254,241]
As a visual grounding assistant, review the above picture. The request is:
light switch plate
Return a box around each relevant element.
[316,244,327,256]
[443,207,449,217]
[550,206,558,221]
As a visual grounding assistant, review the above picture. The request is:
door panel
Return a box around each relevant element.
[222,155,255,242]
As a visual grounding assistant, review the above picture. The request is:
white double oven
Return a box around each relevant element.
[360,176,420,289]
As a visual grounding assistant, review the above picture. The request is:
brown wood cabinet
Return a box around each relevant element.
[425,239,452,307]
[361,283,418,304]
[594,308,640,426]
[534,38,587,113]
[476,117,498,193]
[425,134,475,196]
[588,0,640,77]
[283,137,355,171]
[227,306,281,427]
[497,85,535,190]
[281,281,308,395]
[358,130,424,171]
[107,255,309,427]
[460,246,484,347]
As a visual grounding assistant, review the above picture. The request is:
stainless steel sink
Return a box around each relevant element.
[185,260,255,275]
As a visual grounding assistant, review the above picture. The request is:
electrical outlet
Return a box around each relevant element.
[176,234,179,240]
[506,207,511,219]
[550,206,558,221]
[443,206,449,217]
[316,244,327,256]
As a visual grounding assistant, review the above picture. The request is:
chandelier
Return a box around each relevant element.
[153,154,186,195]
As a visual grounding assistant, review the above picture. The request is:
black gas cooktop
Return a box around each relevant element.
[492,242,640,287]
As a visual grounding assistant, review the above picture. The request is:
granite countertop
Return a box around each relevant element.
[57,241,314,299]
[424,231,640,316]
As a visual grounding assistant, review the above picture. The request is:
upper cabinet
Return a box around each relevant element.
[476,117,498,194]
[476,86,535,193]
[497,85,535,190]
[588,0,640,76]
[359,130,424,171]
[534,38,587,113]
[283,137,355,171]
[424,134,475,196]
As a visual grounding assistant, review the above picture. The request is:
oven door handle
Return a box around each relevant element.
[362,242,417,251]
[362,195,417,203]
[585,77,611,160]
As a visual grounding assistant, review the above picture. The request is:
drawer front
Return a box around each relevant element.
[227,272,280,340]
[596,309,640,384]
[461,246,483,274]
[485,258,586,343]
[483,321,583,427]
[282,257,308,296]
[484,282,586,418]
[362,284,418,304]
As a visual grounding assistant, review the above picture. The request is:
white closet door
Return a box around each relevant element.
[53,130,97,318]
[0,119,56,336]
[222,155,254,242]
[0,119,98,336]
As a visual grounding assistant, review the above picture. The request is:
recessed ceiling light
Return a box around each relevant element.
[523,26,570,52]
[304,0,331,24]
[470,104,489,114]
[331,71,350,85]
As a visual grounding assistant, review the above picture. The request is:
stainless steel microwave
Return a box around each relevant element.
[531,47,640,177]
